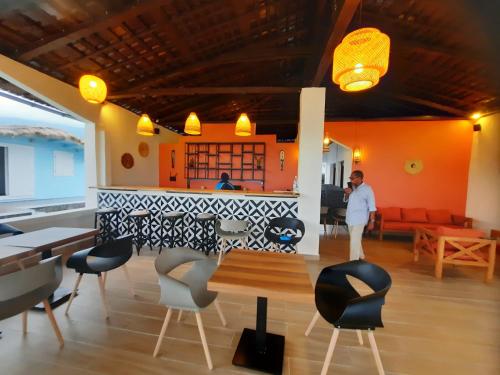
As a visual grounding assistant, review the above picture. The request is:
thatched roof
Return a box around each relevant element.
[0,126,83,145]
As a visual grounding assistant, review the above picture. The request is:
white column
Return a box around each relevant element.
[297,88,326,256]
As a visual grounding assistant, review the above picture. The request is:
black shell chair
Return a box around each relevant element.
[0,256,64,347]
[264,217,305,253]
[305,260,392,375]
[0,223,23,236]
[65,235,135,319]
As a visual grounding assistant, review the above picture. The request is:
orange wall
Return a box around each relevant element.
[159,123,298,191]
[325,120,473,215]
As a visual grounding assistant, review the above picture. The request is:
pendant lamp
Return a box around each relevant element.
[332,27,390,92]
[184,112,201,135]
[79,75,107,103]
[137,114,154,136]
[235,113,251,136]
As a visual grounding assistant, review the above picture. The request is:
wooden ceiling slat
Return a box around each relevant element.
[17,0,173,61]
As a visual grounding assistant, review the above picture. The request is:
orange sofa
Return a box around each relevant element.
[377,207,472,240]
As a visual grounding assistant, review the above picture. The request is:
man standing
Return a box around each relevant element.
[344,170,376,260]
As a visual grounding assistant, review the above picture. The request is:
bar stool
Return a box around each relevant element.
[193,213,217,255]
[127,209,153,255]
[94,207,119,244]
[159,211,185,253]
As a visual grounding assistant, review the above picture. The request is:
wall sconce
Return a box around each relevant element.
[473,124,481,132]
[353,147,362,163]
[323,134,333,152]
[279,150,285,171]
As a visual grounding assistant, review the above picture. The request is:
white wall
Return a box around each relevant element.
[322,141,352,187]
[466,113,500,231]
[297,88,325,256]
[0,53,180,197]
[0,143,35,198]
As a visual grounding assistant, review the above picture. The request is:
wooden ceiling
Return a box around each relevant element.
[0,0,498,140]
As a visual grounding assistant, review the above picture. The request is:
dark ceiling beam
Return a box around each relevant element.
[389,94,467,116]
[108,86,301,99]
[310,0,361,86]
[17,0,190,61]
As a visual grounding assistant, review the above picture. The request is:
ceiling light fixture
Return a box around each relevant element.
[332,27,390,92]
[470,112,482,120]
[235,113,252,136]
[79,75,107,103]
[184,112,201,135]
[136,114,154,136]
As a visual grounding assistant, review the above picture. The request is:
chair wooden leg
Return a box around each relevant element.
[65,273,83,315]
[97,274,110,319]
[320,327,340,375]
[195,312,213,370]
[367,330,385,375]
[218,239,226,265]
[356,329,364,345]
[22,311,28,334]
[177,310,183,322]
[305,310,320,336]
[153,308,172,357]
[485,243,495,283]
[42,299,64,348]
[214,299,227,327]
[122,264,135,296]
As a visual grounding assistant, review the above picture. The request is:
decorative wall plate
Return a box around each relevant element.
[404,159,423,175]
[138,142,149,157]
[121,153,134,169]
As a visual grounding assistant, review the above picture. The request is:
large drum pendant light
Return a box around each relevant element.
[136,114,154,136]
[184,112,201,135]
[235,113,251,136]
[79,75,107,103]
[332,27,390,92]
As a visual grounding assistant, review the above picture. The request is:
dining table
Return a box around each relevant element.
[208,249,314,375]
[0,227,99,309]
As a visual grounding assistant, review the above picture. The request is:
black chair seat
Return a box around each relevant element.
[264,217,305,252]
[0,223,23,236]
[66,235,133,275]
[315,282,359,326]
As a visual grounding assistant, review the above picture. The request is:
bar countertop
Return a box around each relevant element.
[95,186,299,198]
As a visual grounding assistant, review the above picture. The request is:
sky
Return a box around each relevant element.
[0,91,86,138]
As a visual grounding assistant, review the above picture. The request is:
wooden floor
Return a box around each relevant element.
[1,233,499,375]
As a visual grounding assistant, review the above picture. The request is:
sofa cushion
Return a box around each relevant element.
[427,209,452,224]
[401,208,427,223]
[380,207,401,222]
[384,222,414,231]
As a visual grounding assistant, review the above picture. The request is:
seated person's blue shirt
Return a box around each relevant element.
[215,181,235,190]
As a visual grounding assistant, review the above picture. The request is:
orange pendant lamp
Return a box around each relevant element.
[235,113,251,136]
[184,112,201,135]
[332,27,390,92]
[79,75,107,103]
[136,114,154,136]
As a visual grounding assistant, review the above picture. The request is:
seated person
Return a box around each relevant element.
[215,172,235,190]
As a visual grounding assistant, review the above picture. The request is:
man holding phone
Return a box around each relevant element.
[343,170,376,260]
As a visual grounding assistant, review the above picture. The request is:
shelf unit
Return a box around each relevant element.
[185,142,266,187]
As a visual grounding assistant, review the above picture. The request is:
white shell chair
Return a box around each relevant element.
[152,247,226,370]
[0,256,64,347]
[215,219,250,265]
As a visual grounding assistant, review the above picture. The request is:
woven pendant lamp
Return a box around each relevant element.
[79,75,107,103]
[235,113,251,136]
[136,114,154,136]
[184,112,201,135]
[332,27,390,92]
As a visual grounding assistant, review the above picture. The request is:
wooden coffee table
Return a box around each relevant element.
[208,249,314,374]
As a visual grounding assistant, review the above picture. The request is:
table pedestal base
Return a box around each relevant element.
[233,328,284,375]
[32,287,74,311]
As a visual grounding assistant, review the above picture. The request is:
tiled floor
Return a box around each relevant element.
[1,233,499,374]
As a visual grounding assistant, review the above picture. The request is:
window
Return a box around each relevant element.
[53,150,74,176]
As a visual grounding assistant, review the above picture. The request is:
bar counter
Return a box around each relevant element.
[96,186,298,249]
